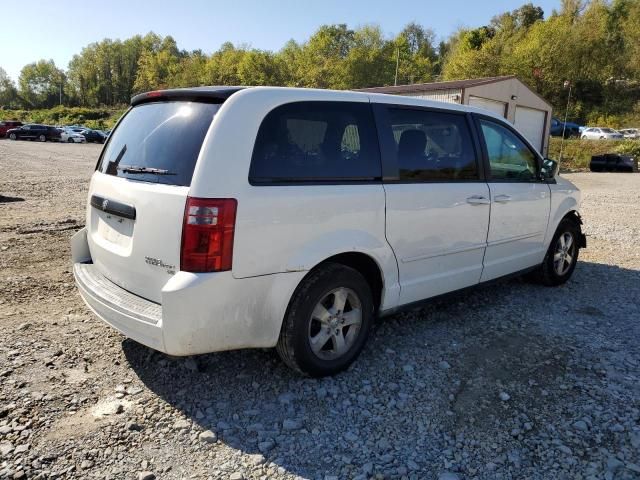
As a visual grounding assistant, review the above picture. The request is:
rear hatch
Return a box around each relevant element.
[86,98,223,303]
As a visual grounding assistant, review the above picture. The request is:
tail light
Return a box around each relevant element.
[180,197,237,273]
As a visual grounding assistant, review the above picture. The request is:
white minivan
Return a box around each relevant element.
[72,86,586,377]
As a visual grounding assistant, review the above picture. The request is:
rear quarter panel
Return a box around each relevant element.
[188,88,400,310]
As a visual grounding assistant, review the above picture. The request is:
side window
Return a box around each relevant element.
[387,108,478,181]
[479,119,538,181]
[250,102,381,183]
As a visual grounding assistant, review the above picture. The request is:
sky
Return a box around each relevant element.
[0,0,561,82]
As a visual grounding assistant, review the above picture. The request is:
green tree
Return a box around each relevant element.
[393,23,438,85]
[345,25,394,88]
[0,67,19,108]
[18,60,64,108]
[133,35,183,93]
[295,24,354,88]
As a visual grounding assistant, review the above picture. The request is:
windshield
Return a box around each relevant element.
[98,101,220,186]
[601,128,615,133]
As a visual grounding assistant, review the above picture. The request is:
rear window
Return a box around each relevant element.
[249,101,381,183]
[98,101,220,186]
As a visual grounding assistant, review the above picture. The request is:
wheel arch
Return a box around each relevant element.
[561,210,586,248]
[315,252,384,312]
[284,251,387,319]
[546,207,585,250]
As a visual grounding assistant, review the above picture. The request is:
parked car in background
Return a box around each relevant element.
[81,128,107,144]
[6,124,61,142]
[590,154,638,172]
[580,127,623,140]
[550,117,582,138]
[72,86,586,377]
[60,128,87,143]
[619,128,640,139]
[0,121,23,138]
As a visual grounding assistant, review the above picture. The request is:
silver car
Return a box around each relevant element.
[619,128,640,139]
[581,127,623,140]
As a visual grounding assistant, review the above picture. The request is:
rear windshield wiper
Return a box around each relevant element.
[118,165,176,175]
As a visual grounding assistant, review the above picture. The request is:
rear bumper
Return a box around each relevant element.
[71,228,305,356]
[74,263,165,351]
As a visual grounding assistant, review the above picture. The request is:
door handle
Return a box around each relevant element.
[494,194,512,203]
[466,195,490,205]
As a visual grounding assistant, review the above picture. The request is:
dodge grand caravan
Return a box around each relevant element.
[72,86,586,377]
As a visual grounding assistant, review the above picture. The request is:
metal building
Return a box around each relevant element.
[358,75,553,156]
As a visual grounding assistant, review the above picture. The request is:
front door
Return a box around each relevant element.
[475,117,551,281]
[377,105,491,305]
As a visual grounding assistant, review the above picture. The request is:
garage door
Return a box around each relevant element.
[514,106,546,153]
[468,96,507,117]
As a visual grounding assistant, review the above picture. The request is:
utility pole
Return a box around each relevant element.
[394,47,400,86]
[59,83,62,106]
[559,80,572,163]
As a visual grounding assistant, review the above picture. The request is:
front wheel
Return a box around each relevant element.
[276,263,374,377]
[9,133,16,140]
[38,134,46,142]
[67,138,74,143]
[532,218,581,286]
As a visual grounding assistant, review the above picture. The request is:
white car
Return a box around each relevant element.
[619,128,640,139]
[72,87,586,376]
[580,127,623,140]
[60,128,87,143]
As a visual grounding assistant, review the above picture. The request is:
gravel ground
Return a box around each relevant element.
[0,139,639,480]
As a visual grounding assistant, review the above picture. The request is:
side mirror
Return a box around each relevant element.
[541,158,559,180]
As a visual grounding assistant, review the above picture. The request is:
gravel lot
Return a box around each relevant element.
[0,139,639,480]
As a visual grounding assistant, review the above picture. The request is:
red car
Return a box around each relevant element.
[0,121,23,138]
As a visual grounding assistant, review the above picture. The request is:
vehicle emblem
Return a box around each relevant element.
[102,199,109,210]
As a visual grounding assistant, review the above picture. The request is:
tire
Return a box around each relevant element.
[38,134,46,142]
[9,133,16,140]
[276,263,374,377]
[531,218,581,286]
[581,135,587,140]
[67,138,74,143]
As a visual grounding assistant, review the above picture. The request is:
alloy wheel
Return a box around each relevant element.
[308,287,362,360]
[553,232,575,276]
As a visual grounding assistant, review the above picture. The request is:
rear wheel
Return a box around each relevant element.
[276,263,374,377]
[532,218,581,286]
[38,134,46,142]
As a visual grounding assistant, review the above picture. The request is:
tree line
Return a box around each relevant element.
[1,0,639,123]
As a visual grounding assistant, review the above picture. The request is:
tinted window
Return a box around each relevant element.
[388,108,478,181]
[250,102,381,182]
[480,119,538,181]
[98,101,220,186]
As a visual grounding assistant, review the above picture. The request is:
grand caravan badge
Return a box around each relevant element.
[145,256,176,275]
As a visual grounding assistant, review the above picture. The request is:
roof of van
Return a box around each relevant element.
[130,85,507,122]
